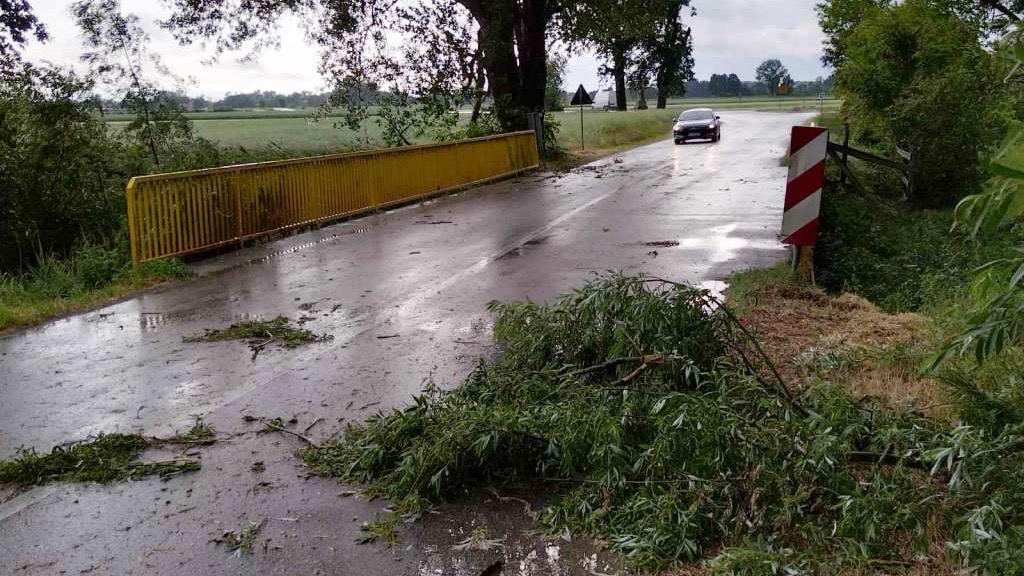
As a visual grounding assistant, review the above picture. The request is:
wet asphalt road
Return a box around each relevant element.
[0,111,813,575]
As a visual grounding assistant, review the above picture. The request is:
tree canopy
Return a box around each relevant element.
[755,59,791,95]
[708,73,743,97]
[648,0,695,108]
[834,0,1012,206]
[0,0,47,74]
[559,0,692,111]
[817,0,1024,67]
[156,0,551,131]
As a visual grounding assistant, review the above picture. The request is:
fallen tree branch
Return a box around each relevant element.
[848,450,929,470]
[531,355,672,405]
[565,355,660,378]
[249,333,276,360]
[608,361,654,387]
[981,0,1021,22]
[258,418,317,446]
[639,276,810,417]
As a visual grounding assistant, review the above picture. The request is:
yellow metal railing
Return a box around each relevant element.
[126,131,540,264]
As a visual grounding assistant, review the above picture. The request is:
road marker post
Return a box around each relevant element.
[571,84,593,151]
[781,126,828,282]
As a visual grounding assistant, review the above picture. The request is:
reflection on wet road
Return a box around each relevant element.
[0,111,813,575]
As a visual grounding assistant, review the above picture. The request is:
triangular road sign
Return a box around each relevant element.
[570,84,593,106]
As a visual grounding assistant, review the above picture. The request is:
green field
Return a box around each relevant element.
[104,96,842,155]
[554,99,840,152]
[179,117,382,154]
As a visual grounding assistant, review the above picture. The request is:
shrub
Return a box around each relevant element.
[892,63,1012,207]
[74,243,129,288]
[0,66,126,272]
[542,113,564,159]
[815,188,1018,312]
[837,0,1012,207]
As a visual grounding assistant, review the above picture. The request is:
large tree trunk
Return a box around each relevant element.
[612,48,627,111]
[655,60,670,109]
[470,30,487,123]
[653,12,689,111]
[460,0,526,130]
[518,0,547,113]
[459,0,548,130]
[470,68,486,123]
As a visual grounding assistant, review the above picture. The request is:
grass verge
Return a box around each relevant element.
[736,107,1024,414]
[728,264,946,418]
[0,254,192,333]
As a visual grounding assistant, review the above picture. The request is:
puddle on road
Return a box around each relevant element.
[673,223,784,264]
[410,488,626,576]
[138,311,275,332]
[700,280,728,301]
[496,235,550,261]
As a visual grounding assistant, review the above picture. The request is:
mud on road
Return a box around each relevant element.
[0,111,814,575]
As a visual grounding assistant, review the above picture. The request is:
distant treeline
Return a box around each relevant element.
[103,75,835,114]
[98,90,336,112]
[561,74,835,105]
[683,74,835,98]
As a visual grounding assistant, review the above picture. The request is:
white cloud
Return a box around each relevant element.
[688,0,830,79]
[22,0,325,99]
[22,0,830,98]
[564,1,831,91]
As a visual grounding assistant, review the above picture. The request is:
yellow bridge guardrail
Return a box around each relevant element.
[126,130,540,264]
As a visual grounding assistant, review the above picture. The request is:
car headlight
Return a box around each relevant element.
[708,123,716,129]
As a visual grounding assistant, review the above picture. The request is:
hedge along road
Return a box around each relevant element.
[0,110,814,576]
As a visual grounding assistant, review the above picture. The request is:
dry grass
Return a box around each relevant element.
[735,281,950,417]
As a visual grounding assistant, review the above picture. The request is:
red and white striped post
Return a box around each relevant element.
[781,126,828,279]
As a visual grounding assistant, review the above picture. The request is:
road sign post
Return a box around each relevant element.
[777,82,790,109]
[570,84,593,151]
[781,126,828,281]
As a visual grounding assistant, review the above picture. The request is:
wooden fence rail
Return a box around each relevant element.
[827,123,912,197]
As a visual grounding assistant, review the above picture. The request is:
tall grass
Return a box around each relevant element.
[0,247,190,331]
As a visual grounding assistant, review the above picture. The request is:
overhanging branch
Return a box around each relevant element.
[981,0,1021,22]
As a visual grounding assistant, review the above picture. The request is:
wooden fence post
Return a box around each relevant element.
[896,144,913,200]
[839,123,850,186]
[795,246,815,283]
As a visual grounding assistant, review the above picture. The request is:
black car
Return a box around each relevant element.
[673,108,721,144]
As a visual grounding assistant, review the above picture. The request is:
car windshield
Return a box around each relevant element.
[679,110,714,121]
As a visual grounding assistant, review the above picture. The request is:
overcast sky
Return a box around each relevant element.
[22,1,831,99]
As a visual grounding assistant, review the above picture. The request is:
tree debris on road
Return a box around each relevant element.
[301,273,1024,572]
[184,316,332,358]
[0,419,218,487]
[215,519,265,556]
